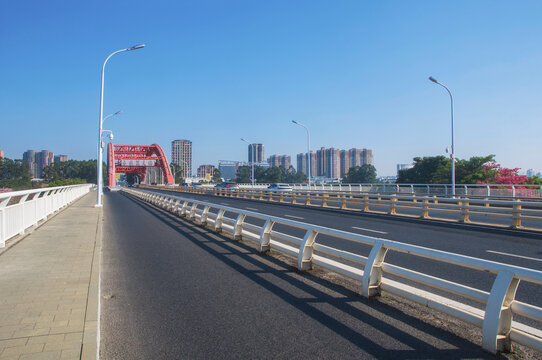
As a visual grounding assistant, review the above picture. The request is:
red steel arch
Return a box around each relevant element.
[107,143,174,187]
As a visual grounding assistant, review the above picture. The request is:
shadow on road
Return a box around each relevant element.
[123,192,500,359]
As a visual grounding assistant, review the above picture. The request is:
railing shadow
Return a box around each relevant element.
[123,192,501,359]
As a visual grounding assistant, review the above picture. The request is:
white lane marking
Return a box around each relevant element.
[284,214,304,220]
[486,250,542,263]
[351,226,388,234]
[246,207,259,211]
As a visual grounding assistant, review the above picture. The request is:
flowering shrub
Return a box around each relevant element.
[478,162,532,185]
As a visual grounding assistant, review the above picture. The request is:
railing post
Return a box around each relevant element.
[214,209,225,233]
[361,242,388,297]
[341,196,347,210]
[461,201,470,223]
[180,201,189,216]
[200,205,210,226]
[259,219,275,253]
[297,229,318,271]
[482,271,519,354]
[322,194,328,208]
[363,196,369,212]
[421,199,429,218]
[233,213,246,241]
[388,197,397,215]
[512,200,522,229]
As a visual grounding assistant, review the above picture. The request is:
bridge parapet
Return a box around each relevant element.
[0,184,92,247]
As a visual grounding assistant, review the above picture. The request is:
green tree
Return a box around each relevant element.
[169,163,184,184]
[397,155,498,184]
[236,166,251,183]
[265,166,282,183]
[344,164,377,183]
[212,169,222,183]
[0,158,33,190]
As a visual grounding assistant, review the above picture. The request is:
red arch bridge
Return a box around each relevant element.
[107,143,174,187]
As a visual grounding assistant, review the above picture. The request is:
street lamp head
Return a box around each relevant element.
[129,44,145,51]
[429,76,438,84]
[113,111,122,116]
[291,120,298,124]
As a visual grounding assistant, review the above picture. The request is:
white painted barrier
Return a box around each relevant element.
[125,188,542,354]
[0,184,93,247]
[146,185,542,230]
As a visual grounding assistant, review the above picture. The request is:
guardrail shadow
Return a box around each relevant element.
[123,192,501,359]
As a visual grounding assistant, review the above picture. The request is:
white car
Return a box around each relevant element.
[267,183,293,191]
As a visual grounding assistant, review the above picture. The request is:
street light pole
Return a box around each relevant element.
[96,44,145,208]
[240,138,255,187]
[429,76,455,197]
[291,120,311,190]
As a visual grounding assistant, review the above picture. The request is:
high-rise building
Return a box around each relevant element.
[172,140,192,177]
[248,144,264,163]
[527,169,535,177]
[340,150,350,177]
[325,148,340,178]
[361,148,373,166]
[267,155,291,169]
[0,150,4,160]
[316,147,326,177]
[35,150,54,178]
[197,164,216,179]
[23,150,37,178]
[54,155,68,163]
[297,147,373,179]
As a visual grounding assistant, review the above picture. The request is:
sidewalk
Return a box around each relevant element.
[0,192,101,360]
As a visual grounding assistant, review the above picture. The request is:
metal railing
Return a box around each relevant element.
[292,183,542,199]
[143,185,542,230]
[0,184,93,247]
[177,183,542,199]
[125,188,542,354]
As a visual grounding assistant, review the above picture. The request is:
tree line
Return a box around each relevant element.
[0,158,103,191]
[235,164,377,184]
[397,155,542,185]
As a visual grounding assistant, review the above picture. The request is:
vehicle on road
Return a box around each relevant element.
[191,182,203,187]
[267,183,293,191]
[215,182,239,189]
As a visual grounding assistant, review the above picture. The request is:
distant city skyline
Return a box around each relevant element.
[2,1,541,176]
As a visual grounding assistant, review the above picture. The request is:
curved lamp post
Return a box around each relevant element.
[429,76,455,197]
[240,138,255,187]
[96,44,145,207]
[291,120,311,190]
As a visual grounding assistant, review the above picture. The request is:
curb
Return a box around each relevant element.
[81,204,103,360]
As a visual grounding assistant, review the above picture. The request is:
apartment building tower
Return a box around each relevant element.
[267,155,291,169]
[23,150,37,178]
[54,155,68,163]
[248,144,264,163]
[172,140,192,178]
[297,147,373,179]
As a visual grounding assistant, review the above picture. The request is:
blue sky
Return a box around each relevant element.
[1,0,541,176]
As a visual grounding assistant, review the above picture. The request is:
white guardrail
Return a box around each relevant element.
[124,188,542,354]
[146,185,542,230]
[0,184,93,247]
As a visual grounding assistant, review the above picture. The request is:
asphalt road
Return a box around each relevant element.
[100,192,495,359]
[140,188,542,309]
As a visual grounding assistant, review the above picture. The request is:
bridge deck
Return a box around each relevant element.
[100,192,495,359]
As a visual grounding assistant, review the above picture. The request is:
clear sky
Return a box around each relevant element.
[1,0,541,176]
